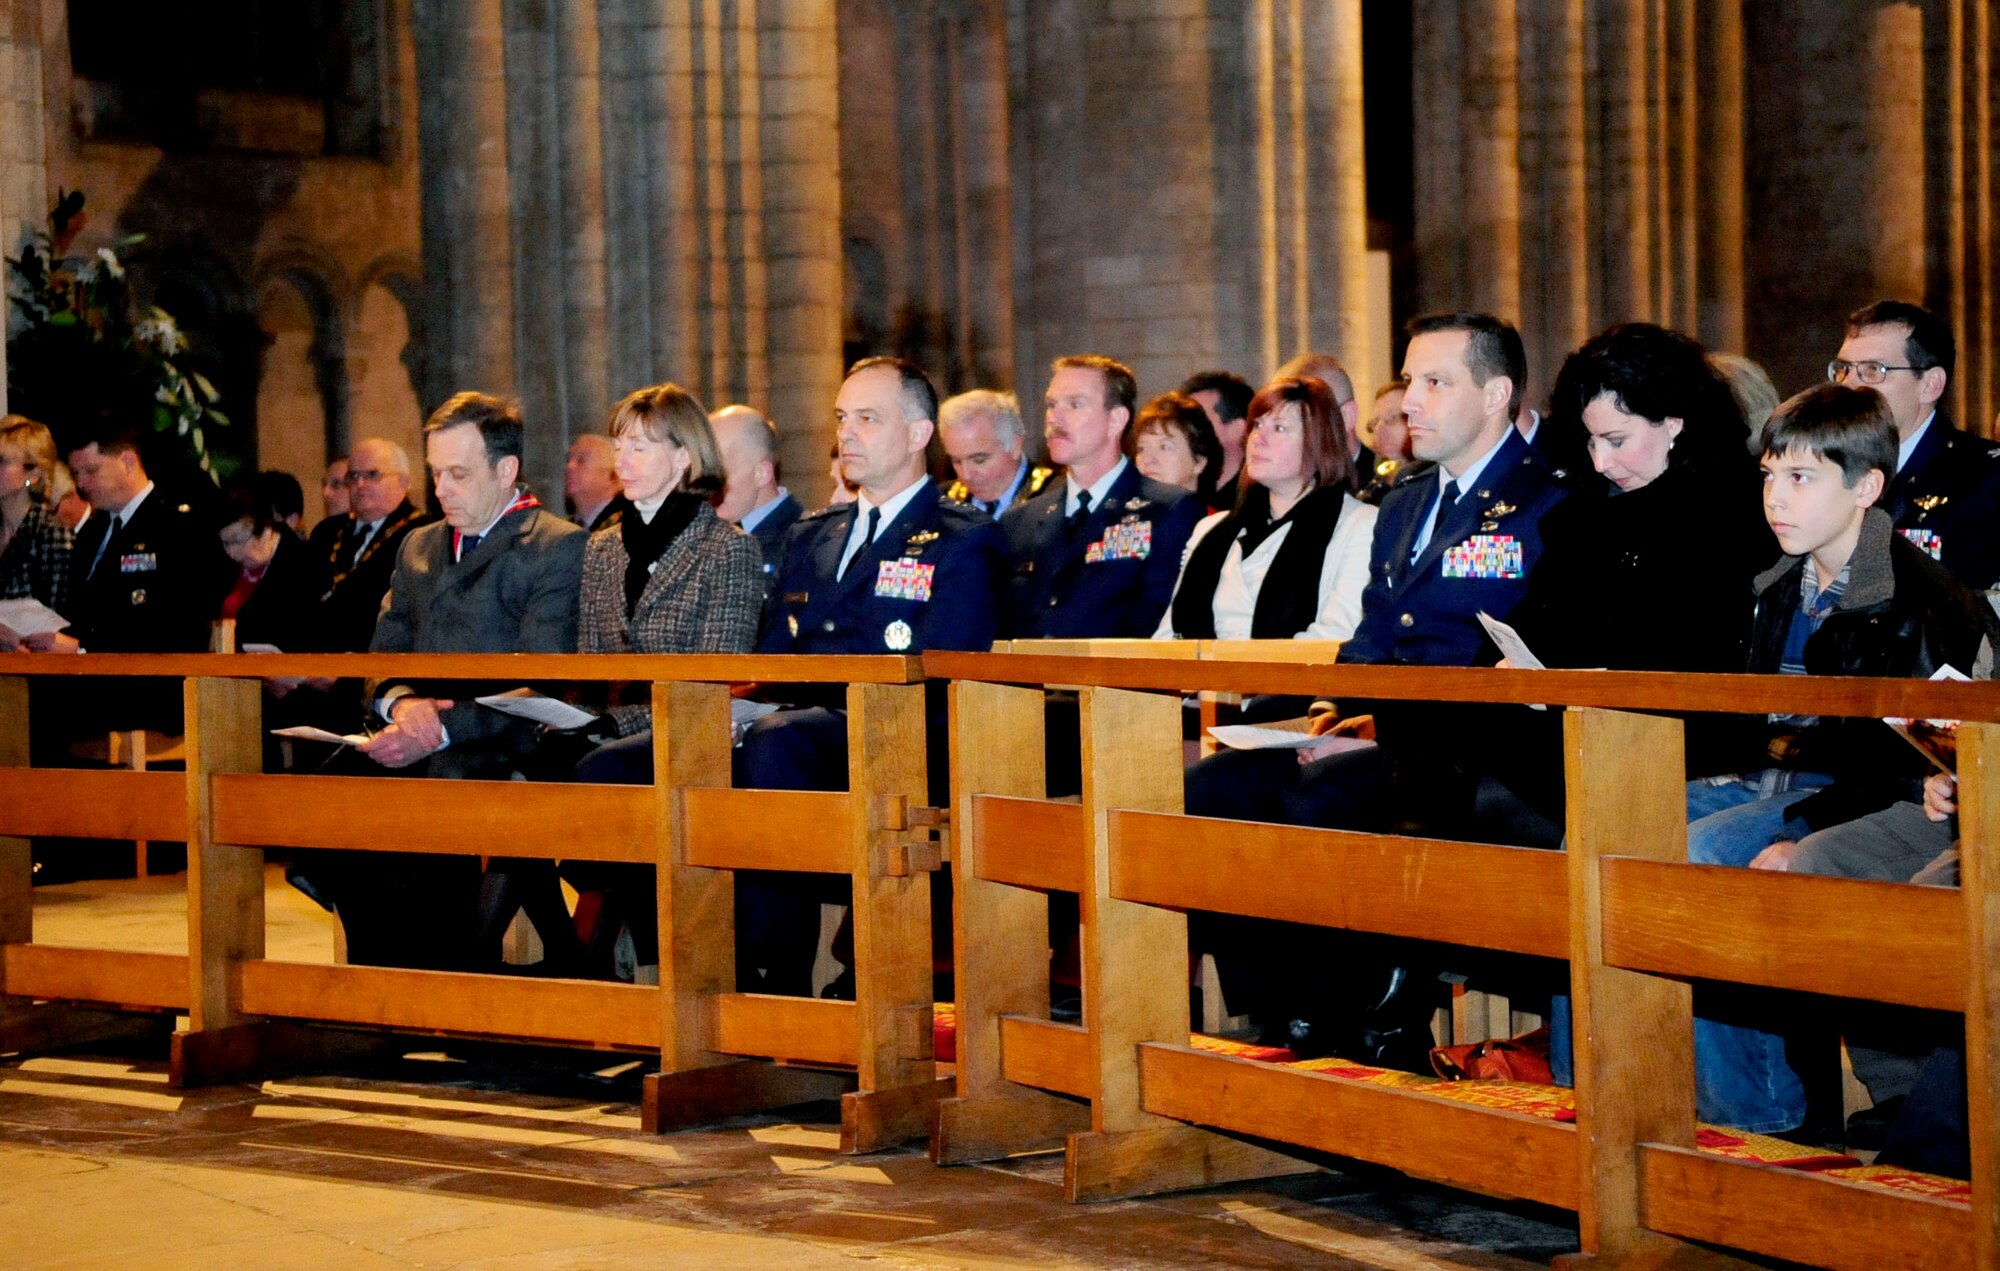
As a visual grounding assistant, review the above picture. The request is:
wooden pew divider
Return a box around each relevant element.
[924,651,2000,1269]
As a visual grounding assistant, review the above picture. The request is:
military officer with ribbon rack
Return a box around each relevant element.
[739,356,1002,996]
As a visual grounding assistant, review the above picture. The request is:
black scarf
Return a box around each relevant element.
[1169,484,1347,639]
[620,492,703,616]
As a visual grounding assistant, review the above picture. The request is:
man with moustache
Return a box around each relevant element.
[1000,354,1202,638]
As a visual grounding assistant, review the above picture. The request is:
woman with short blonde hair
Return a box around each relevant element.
[0,415,73,614]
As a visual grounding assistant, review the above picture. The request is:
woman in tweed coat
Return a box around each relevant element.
[0,417,73,623]
[518,384,763,978]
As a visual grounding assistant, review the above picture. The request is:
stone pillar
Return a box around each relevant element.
[1413,0,1522,324]
[1869,3,1927,304]
[1697,0,1746,352]
[411,0,516,407]
[756,0,845,496]
[952,0,1018,388]
[0,0,49,416]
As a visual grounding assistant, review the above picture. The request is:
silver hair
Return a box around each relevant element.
[352,436,413,477]
[938,389,1024,448]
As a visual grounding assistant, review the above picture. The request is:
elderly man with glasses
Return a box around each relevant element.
[1829,298,2000,590]
[313,437,428,652]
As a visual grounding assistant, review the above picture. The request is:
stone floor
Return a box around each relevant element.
[0,871,1585,1269]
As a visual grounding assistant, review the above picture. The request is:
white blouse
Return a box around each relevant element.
[1153,494,1378,642]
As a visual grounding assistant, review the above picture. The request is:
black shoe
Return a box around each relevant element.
[1846,1097,1905,1152]
[820,967,856,1001]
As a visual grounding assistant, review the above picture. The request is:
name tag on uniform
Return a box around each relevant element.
[1900,528,1944,561]
[1441,534,1523,580]
[119,552,159,574]
[1086,519,1152,563]
[875,557,936,601]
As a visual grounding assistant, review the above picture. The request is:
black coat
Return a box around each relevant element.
[1726,507,2000,831]
[228,532,325,653]
[1478,459,1771,824]
[1883,414,2000,590]
[313,500,427,652]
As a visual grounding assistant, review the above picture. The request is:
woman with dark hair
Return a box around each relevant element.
[1130,391,1226,511]
[1502,322,1770,682]
[215,479,322,652]
[1154,375,1377,641]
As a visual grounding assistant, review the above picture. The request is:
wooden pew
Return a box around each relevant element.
[925,651,1999,1269]
[0,652,945,1153]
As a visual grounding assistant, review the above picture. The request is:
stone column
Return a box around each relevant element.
[411,0,516,407]
[756,0,845,495]
[1696,0,1746,352]
[951,0,1018,388]
[1413,0,1522,324]
[0,0,49,414]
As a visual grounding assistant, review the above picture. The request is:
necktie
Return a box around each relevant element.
[1065,490,1094,541]
[87,515,121,578]
[349,523,376,567]
[459,532,482,560]
[1411,479,1459,563]
[838,506,880,580]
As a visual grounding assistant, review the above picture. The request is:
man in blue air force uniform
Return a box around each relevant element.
[1000,355,1203,639]
[739,356,1002,995]
[1185,312,1566,1065]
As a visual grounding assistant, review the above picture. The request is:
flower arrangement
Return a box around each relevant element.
[6,189,231,472]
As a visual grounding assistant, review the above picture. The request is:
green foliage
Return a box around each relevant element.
[6,189,230,472]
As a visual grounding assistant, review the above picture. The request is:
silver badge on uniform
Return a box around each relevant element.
[787,614,800,638]
[883,619,912,651]
[130,589,147,605]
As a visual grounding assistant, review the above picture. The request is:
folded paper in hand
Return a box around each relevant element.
[474,688,599,730]
[1208,716,1375,754]
[0,598,68,640]
[1476,611,1545,670]
[1885,664,1972,774]
[271,725,372,746]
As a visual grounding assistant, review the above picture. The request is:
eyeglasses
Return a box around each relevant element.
[343,468,391,487]
[1827,359,1928,387]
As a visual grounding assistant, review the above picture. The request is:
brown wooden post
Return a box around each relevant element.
[0,677,28,951]
[931,678,1089,1164]
[840,680,952,1152]
[645,680,850,1131]
[1563,708,1701,1264]
[655,679,734,1079]
[1064,685,1305,1202]
[1958,721,2000,1270]
[168,675,269,1084]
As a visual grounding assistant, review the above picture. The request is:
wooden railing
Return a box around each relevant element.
[0,652,946,1153]
[922,648,2000,1271]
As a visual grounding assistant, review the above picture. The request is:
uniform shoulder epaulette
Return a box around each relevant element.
[798,503,848,523]
[943,479,973,504]
[1389,460,1435,488]
[1024,465,1055,498]
[934,500,992,530]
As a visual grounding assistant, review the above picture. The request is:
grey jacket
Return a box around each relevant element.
[369,502,586,777]
[578,502,764,735]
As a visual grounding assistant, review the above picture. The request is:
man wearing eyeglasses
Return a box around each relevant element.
[315,437,428,653]
[1829,299,2000,590]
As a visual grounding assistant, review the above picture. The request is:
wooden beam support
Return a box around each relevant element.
[1634,1145,1968,1271]
[932,1083,1092,1165]
[184,677,266,1040]
[843,681,938,1149]
[1959,721,2000,1271]
[644,1060,856,1133]
[0,945,187,1009]
[1065,1121,1315,1206]
[680,788,853,874]
[1108,810,1567,959]
[0,768,185,841]
[1566,709,1699,1261]
[171,1021,403,1089]
[969,794,1086,892]
[238,960,658,1047]
[1600,858,1962,1010]
[0,679,29,952]
[212,774,656,862]
[656,680,737,1078]
[841,1076,957,1155]
[706,992,858,1067]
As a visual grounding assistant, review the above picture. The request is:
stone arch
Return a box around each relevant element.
[347,257,426,506]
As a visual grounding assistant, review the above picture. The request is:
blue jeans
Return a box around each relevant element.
[1551,773,1830,1132]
